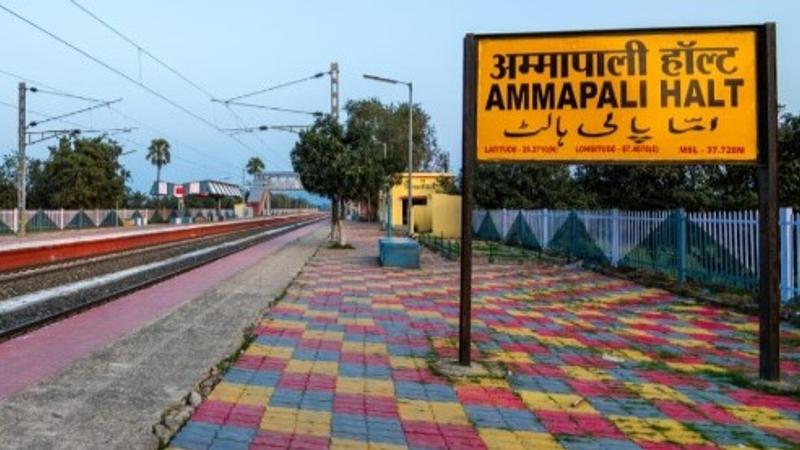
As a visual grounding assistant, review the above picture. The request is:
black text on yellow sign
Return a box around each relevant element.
[476,29,758,163]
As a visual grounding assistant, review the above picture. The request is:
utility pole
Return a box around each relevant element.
[17,82,26,236]
[330,62,339,122]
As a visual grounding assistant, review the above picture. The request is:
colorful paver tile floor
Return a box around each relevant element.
[169,223,800,450]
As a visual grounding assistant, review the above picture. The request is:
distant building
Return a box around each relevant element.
[376,172,461,237]
[150,179,242,200]
[247,172,328,216]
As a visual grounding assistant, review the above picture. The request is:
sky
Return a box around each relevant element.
[0,1,798,193]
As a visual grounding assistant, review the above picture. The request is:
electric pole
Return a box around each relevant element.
[330,62,339,122]
[17,82,26,236]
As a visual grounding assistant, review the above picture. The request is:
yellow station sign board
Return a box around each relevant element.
[475,29,758,163]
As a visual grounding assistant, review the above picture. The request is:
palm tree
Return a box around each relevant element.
[246,157,265,176]
[146,138,171,189]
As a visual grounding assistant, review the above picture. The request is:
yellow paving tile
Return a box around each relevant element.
[561,365,613,381]
[341,342,387,355]
[398,399,434,422]
[534,335,585,348]
[330,439,407,450]
[336,377,395,396]
[478,428,564,450]
[389,356,426,369]
[519,391,597,414]
[610,416,707,444]
[725,405,800,431]
[244,343,294,359]
[302,330,345,341]
[624,382,693,404]
[429,401,469,425]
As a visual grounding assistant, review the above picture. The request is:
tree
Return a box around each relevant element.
[146,138,171,188]
[344,98,448,220]
[246,156,265,176]
[0,154,17,209]
[778,112,800,208]
[34,136,129,208]
[475,164,588,209]
[345,98,448,174]
[291,115,372,246]
[574,165,716,210]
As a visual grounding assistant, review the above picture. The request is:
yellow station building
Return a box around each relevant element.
[378,172,461,238]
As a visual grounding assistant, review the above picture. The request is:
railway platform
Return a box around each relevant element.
[167,222,800,450]
[0,220,328,449]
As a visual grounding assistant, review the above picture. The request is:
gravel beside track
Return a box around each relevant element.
[0,217,322,338]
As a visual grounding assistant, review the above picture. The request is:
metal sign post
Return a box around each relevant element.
[756,23,780,380]
[459,24,780,379]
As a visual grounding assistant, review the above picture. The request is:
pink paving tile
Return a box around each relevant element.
[537,411,625,439]
[763,426,800,444]
[638,371,712,389]
[278,373,336,391]
[694,403,744,425]
[727,389,800,412]
[456,386,526,409]
[225,404,265,427]
[298,339,342,352]
[568,379,633,398]
[654,400,707,422]
[192,400,235,425]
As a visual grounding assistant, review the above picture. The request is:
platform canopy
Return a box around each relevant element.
[151,180,242,199]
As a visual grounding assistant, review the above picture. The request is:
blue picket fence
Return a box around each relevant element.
[473,208,800,303]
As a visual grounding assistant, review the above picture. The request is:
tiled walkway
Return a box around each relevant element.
[169,223,800,450]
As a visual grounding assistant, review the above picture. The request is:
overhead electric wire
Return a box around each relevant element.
[69,0,216,99]
[223,72,328,103]
[28,98,121,128]
[213,99,323,117]
[0,3,263,159]
[0,67,67,94]
[66,0,288,169]
[108,105,245,169]
[0,100,236,177]
[28,86,105,103]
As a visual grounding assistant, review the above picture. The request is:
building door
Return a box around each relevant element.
[401,197,428,226]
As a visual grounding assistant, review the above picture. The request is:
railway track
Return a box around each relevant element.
[0,214,323,340]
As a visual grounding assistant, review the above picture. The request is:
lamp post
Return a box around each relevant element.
[363,73,414,236]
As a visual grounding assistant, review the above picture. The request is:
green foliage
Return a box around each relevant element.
[271,193,311,209]
[0,154,17,209]
[246,156,265,176]
[434,174,459,195]
[292,115,388,243]
[474,164,588,209]
[779,112,800,208]
[146,137,171,185]
[34,136,129,209]
[345,98,448,173]
[291,115,362,202]
[574,165,717,210]
[475,112,800,211]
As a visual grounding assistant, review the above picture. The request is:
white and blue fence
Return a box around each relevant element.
[473,208,799,303]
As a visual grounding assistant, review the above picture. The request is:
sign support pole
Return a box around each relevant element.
[757,22,780,381]
[459,34,477,366]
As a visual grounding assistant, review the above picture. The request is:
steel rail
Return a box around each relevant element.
[0,215,324,341]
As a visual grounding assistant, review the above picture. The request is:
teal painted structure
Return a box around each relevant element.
[379,237,420,268]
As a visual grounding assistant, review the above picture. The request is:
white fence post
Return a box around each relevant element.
[542,208,549,250]
[611,209,620,266]
[780,207,794,303]
[60,208,65,230]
